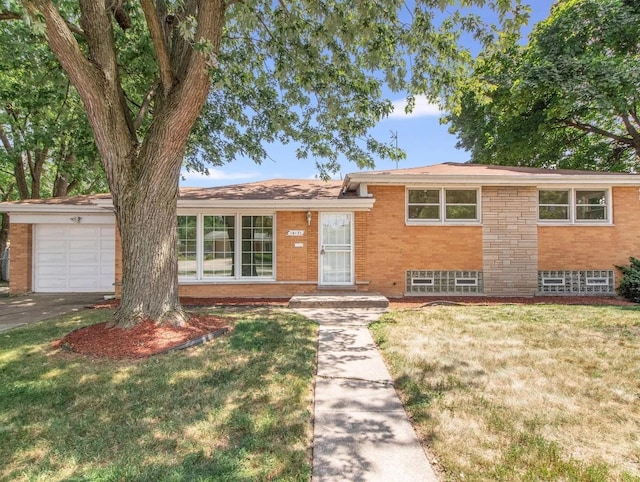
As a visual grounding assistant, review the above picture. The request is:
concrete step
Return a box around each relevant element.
[288,293,389,309]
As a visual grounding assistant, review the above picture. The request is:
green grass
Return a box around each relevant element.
[371,304,640,482]
[0,307,317,481]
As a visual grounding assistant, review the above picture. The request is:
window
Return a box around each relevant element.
[407,190,440,220]
[177,216,197,277]
[538,189,609,223]
[407,188,479,223]
[539,190,569,220]
[241,216,273,278]
[542,276,565,286]
[446,190,477,220]
[203,215,235,277]
[576,190,607,221]
[177,214,274,280]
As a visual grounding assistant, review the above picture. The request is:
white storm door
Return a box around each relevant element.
[319,213,353,285]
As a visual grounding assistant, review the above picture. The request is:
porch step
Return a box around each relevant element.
[288,293,389,309]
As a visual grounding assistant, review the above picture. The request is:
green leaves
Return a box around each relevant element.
[448,0,640,171]
[4,1,531,179]
[0,16,105,199]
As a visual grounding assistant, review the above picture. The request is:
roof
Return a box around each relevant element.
[178,179,344,200]
[344,162,640,188]
[0,179,373,214]
[356,162,636,176]
[1,193,112,205]
[2,163,638,215]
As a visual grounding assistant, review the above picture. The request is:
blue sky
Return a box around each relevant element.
[181,0,556,187]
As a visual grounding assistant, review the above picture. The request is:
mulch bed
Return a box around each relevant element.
[54,314,230,360]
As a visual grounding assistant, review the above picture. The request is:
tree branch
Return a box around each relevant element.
[65,19,84,37]
[564,119,634,146]
[629,107,640,130]
[0,10,21,20]
[172,0,226,118]
[140,0,174,93]
[3,6,84,35]
[134,80,160,130]
[0,125,13,153]
[23,0,103,98]
[621,113,640,142]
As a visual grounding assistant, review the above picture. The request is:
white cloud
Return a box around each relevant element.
[180,168,258,182]
[180,168,260,187]
[387,95,442,119]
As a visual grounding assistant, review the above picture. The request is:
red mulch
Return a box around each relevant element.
[54,314,229,360]
[388,296,636,309]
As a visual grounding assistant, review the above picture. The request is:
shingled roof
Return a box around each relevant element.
[178,179,344,200]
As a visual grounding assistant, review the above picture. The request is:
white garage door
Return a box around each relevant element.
[34,224,115,293]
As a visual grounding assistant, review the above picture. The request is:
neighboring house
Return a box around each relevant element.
[1,163,639,298]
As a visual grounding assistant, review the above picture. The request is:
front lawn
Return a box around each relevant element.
[0,307,316,481]
[371,304,640,481]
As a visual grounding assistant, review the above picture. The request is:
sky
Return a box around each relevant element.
[180,0,557,188]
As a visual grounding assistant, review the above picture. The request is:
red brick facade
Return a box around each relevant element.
[538,187,640,270]
[6,176,640,298]
[8,223,32,294]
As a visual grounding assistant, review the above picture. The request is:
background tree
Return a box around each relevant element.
[447,0,640,171]
[0,19,106,279]
[3,0,528,327]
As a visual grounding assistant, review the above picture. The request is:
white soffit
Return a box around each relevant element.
[344,173,640,188]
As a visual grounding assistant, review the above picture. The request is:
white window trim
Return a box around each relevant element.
[411,277,435,286]
[455,277,478,287]
[542,276,565,286]
[177,212,276,282]
[537,188,612,225]
[586,277,609,286]
[406,187,481,225]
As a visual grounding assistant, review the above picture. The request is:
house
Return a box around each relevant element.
[2,162,639,298]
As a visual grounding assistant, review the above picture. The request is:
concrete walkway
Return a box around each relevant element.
[0,293,105,332]
[294,308,439,482]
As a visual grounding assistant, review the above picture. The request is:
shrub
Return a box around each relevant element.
[616,257,640,302]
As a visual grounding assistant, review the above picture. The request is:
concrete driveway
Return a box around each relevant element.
[0,292,106,332]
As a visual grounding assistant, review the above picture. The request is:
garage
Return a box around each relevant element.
[34,224,115,293]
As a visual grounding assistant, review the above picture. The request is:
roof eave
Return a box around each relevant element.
[177,198,375,210]
[0,203,113,215]
[344,173,640,186]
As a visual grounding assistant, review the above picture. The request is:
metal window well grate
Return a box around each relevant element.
[406,270,483,294]
[537,270,615,294]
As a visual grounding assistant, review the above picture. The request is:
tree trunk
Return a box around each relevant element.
[112,138,188,327]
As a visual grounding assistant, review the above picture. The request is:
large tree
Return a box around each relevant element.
[447,0,640,171]
[3,0,527,327]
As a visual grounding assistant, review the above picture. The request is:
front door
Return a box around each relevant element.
[319,213,353,285]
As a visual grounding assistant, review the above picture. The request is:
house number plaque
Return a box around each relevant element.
[287,230,305,236]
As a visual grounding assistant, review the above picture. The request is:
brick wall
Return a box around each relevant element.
[362,185,483,296]
[482,186,538,296]
[354,211,368,289]
[9,223,32,294]
[276,211,317,282]
[178,282,317,298]
[539,187,640,270]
